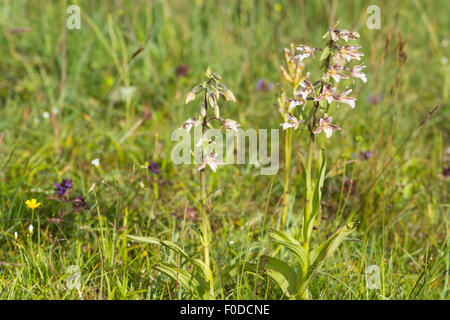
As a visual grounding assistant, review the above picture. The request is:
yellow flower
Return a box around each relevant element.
[25,199,41,210]
[274,3,283,12]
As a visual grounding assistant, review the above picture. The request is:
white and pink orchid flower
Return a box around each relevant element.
[182,117,200,132]
[280,113,303,130]
[288,99,302,111]
[314,114,341,138]
[198,152,224,172]
[322,64,349,83]
[337,87,356,108]
[334,45,364,63]
[223,119,240,132]
[316,84,339,104]
[349,65,367,83]
[296,79,314,98]
[295,45,315,61]
[336,30,360,42]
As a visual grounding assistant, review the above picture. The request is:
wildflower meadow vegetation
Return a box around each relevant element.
[0,1,448,301]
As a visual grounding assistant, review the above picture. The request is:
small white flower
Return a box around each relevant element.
[91,158,100,168]
[28,224,34,234]
[14,231,18,239]
[42,111,50,119]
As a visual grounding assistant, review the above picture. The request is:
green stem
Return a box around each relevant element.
[298,134,315,299]
[281,128,293,227]
[303,135,315,252]
[201,88,214,299]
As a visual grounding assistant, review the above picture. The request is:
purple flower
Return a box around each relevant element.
[366,92,383,105]
[444,166,450,177]
[344,176,357,195]
[175,64,189,77]
[148,161,159,174]
[54,179,73,198]
[256,78,274,92]
[359,151,372,159]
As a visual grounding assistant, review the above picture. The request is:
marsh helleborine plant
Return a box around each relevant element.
[183,67,238,297]
[128,68,239,299]
[269,25,367,299]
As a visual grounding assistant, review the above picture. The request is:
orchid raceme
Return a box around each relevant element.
[277,43,310,228]
[129,69,240,299]
[265,23,367,299]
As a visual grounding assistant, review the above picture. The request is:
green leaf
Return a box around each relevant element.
[320,47,330,61]
[260,256,298,298]
[205,66,212,78]
[269,229,307,271]
[319,98,328,109]
[155,263,208,297]
[215,262,259,297]
[309,218,357,269]
[127,235,211,282]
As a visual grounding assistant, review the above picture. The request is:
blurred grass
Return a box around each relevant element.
[0,0,448,299]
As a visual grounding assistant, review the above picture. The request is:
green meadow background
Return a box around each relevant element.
[0,0,448,299]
